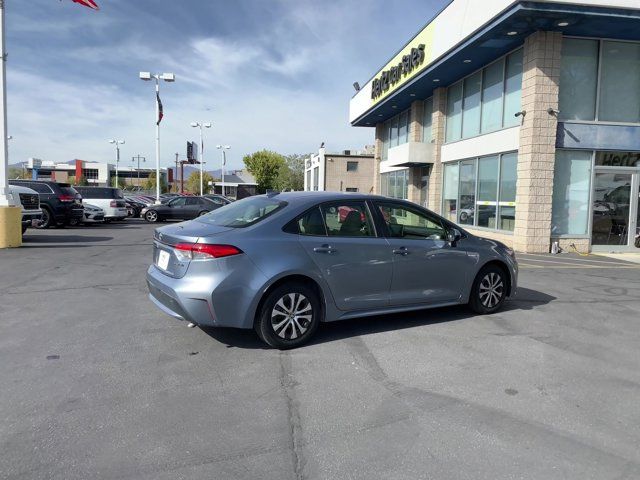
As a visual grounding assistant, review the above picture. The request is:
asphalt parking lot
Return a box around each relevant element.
[1,221,640,480]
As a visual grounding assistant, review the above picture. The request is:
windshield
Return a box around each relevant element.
[196,196,286,228]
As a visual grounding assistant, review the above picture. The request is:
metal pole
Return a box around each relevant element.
[154,77,160,204]
[115,143,119,187]
[199,125,203,196]
[174,152,178,193]
[0,0,11,206]
[221,150,226,197]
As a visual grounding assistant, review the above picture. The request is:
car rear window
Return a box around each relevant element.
[60,186,79,196]
[75,187,123,199]
[196,196,286,228]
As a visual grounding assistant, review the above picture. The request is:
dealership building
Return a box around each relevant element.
[350,0,640,252]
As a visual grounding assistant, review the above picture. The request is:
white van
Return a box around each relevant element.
[74,187,128,221]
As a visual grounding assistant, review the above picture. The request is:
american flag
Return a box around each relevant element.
[71,0,99,10]
[156,92,163,125]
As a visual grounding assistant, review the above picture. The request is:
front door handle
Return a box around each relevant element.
[393,247,409,256]
[314,244,337,254]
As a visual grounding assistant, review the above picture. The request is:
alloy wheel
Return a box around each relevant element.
[479,272,504,308]
[145,211,158,222]
[270,293,313,340]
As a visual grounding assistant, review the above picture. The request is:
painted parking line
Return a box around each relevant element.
[517,254,634,266]
[518,262,640,269]
[516,257,632,268]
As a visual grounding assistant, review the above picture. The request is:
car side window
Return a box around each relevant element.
[25,183,51,194]
[321,202,375,237]
[169,197,187,207]
[296,207,327,236]
[377,202,447,240]
[186,198,200,205]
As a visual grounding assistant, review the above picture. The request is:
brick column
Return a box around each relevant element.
[407,100,424,203]
[372,123,384,194]
[513,31,562,253]
[427,87,446,213]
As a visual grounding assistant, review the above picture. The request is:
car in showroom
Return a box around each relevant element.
[9,180,84,228]
[146,192,518,349]
[141,196,218,222]
[8,184,42,234]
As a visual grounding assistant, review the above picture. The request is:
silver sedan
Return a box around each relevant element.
[146,192,518,349]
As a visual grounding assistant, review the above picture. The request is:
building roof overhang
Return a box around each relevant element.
[351,1,640,127]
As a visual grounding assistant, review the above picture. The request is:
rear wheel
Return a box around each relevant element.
[145,210,159,223]
[469,264,507,314]
[37,208,53,229]
[255,283,321,349]
[197,210,209,217]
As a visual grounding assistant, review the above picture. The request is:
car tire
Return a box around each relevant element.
[197,210,209,217]
[255,282,322,349]
[21,224,28,234]
[69,218,80,227]
[37,208,53,229]
[145,210,159,223]
[459,211,468,222]
[469,264,508,314]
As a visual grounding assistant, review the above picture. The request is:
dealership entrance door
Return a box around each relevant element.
[591,169,639,251]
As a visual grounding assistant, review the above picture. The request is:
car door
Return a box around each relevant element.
[374,200,471,306]
[184,197,203,219]
[295,201,393,311]
[166,197,187,219]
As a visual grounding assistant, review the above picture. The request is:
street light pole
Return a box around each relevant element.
[108,139,125,187]
[131,154,145,186]
[139,71,175,204]
[216,145,230,197]
[190,122,211,195]
[0,0,11,207]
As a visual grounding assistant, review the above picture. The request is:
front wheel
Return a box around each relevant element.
[37,208,53,229]
[255,283,322,349]
[469,265,508,314]
[145,210,159,223]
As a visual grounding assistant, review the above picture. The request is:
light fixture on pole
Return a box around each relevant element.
[108,139,125,187]
[216,145,230,197]
[131,154,145,186]
[139,71,175,204]
[190,122,212,195]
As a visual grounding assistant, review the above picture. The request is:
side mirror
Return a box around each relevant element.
[447,228,462,244]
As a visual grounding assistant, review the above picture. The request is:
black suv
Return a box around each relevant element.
[9,180,84,228]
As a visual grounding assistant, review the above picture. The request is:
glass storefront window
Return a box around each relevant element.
[462,71,481,138]
[442,163,459,223]
[503,49,524,127]
[458,160,476,225]
[446,81,463,142]
[389,116,399,147]
[477,156,499,228]
[481,60,504,133]
[423,97,433,143]
[442,152,517,232]
[398,110,409,145]
[559,39,598,121]
[498,153,517,231]
[599,41,640,123]
[551,150,592,235]
[381,108,411,160]
[380,170,409,200]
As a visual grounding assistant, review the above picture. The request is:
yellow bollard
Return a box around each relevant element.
[0,206,22,248]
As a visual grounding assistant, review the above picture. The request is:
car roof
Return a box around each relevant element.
[265,191,390,204]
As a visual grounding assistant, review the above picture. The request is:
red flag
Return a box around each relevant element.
[156,92,164,125]
[71,0,99,10]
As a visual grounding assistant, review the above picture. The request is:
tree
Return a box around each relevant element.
[276,154,307,191]
[73,175,89,186]
[143,171,169,193]
[243,150,286,193]
[185,171,215,194]
[8,166,29,180]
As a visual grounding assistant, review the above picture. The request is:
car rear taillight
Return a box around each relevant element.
[58,194,75,202]
[173,243,243,261]
[110,200,117,208]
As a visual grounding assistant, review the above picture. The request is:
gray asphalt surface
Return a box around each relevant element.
[1,220,639,480]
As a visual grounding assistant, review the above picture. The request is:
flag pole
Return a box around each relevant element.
[155,77,160,204]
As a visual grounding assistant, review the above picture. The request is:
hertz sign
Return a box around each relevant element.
[371,44,426,100]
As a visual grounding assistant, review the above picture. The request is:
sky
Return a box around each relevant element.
[6,0,448,172]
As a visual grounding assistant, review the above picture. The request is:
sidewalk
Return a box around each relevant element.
[595,252,640,265]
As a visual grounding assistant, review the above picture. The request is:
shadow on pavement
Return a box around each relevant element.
[201,287,556,350]
[23,234,113,244]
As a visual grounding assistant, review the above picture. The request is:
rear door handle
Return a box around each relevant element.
[313,244,337,254]
[393,247,409,256]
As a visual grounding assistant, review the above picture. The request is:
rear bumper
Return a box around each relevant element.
[146,265,219,327]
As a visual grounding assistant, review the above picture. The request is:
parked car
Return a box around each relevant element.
[9,180,83,228]
[73,187,128,222]
[203,194,232,209]
[124,198,146,217]
[146,192,518,349]
[141,196,218,222]
[81,203,105,224]
[8,184,43,234]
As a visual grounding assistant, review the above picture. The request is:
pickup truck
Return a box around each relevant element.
[8,184,43,234]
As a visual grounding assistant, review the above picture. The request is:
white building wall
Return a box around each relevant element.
[440,127,520,163]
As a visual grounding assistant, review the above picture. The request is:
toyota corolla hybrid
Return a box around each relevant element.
[146,192,518,349]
